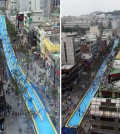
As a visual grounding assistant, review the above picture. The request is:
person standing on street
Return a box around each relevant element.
[78,108,80,116]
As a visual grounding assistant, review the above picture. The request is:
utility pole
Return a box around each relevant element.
[53,59,55,86]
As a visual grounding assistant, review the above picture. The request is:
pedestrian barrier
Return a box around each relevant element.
[0,15,58,134]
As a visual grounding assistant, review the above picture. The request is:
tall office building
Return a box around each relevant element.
[40,0,53,17]
[19,0,29,11]
[30,0,41,11]
[62,35,81,65]
[54,0,60,7]
[111,19,120,30]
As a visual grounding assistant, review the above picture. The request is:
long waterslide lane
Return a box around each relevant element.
[1,15,57,134]
[66,38,119,127]
[3,15,57,134]
[0,17,44,132]
[16,65,58,133]
[1,16,44,133]
[0,15,58,134]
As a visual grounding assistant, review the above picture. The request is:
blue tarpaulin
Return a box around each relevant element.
[62,127,75,134]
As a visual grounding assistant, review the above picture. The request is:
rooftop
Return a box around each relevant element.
[50,12,60,17]
[116,52,120,59]
[99,84,120,91]
[39,26,60,33]
[110,68,120,75]
[114,60,120,64]
[113,80,120,89]
[53,52,60,58]
[62,65,74,70]
[67,32,78,36]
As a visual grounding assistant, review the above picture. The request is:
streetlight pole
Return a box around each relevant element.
[53,59,55,86]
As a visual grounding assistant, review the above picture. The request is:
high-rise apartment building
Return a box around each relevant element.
[111,19,120,30]
[19,0,29,11]
[102,19,111,29]
[62,33,82,92]
[54,0,60,7]
[6,0,41,12]
[62,36,75,65]
[62,35,81,65]
[90,26,100,36]
[30,0,41,11]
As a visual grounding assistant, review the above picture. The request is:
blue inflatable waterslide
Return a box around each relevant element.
[65,38,119,128]
[0,15,58,134]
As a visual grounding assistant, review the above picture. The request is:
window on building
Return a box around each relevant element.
[102,92,112,98]
[36,37,40,44]
[106,99,111,103]
[100,125,113,130]
[76,49,80,54]
[92,115,96,119]
[100,117,114,122]
[108,107,117,112]
[99,106,108,111]
[64,42,67,62]
[92,125,97,128]
[115,93,120,98]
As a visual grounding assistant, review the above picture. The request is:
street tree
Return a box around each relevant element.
[10,78,20,95]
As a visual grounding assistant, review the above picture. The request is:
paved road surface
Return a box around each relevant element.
[4,80,34,134]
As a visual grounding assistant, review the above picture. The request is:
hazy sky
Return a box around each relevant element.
[61,0,120,16]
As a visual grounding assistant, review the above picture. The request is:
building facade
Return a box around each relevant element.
[90,98,120,134]
[90,26,100,37]
[33,26,60,87]
[62,35,81,65]
[63,21,91,28]
[62,64,83,92]
[80,39,98,67]
[111,19,120,30]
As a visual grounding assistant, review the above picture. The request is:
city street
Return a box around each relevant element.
[5,9,60,132]
[3,80,34,134]
[0,8,60,133]
[62,41,113,125]
[15,49,60,132]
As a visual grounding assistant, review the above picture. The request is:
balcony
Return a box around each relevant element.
[91,119,120,128]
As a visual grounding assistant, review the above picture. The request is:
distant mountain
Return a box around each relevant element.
[90,10,120,16]
[90,11,104,15]
[106,10,120,15]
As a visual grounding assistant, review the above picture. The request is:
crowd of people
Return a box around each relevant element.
[14,44,60,132]
[62,41,114,125]
[4,81,22,117]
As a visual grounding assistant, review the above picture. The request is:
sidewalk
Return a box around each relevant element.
[16,52,60,133]
[28,61,60,132]
[3,80,34,134]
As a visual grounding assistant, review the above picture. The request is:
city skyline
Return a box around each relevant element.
[61,0,120,16]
